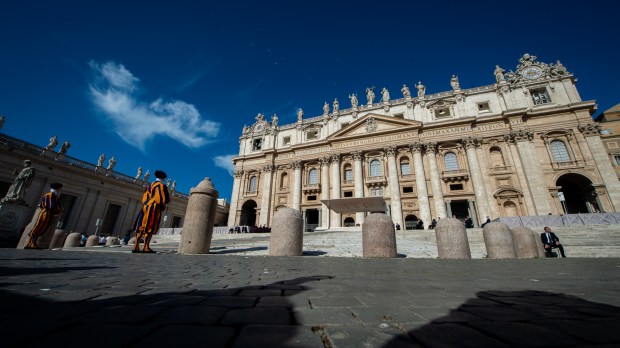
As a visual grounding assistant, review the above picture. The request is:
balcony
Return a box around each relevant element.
[551,160,583,170]
[341,179,354,188]
[302,183,321,194]
[365,176,387,187]
[488,165,513,175]
[441,169,469,183]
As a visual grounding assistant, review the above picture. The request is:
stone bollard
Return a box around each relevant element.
[269,208,303,256]
[511,226,539,258]
[362,213,397,258]
[85,235,99,247]
[49,229,68,249]
[483,222,517,259]
[129,237,136,245]
[106,237,120,246]
[17,208,60,249]
[63,232,82,247]
[178,178,219,254]
[531,230,547,258]
[435,217,471,259]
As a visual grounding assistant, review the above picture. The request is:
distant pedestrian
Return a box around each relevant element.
[541,226,566,257]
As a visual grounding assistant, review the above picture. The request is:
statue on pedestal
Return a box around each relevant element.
[135,167,143,180]
[46,136,58,150]
[297,108,304,123]
[271,114,278,128]
[323,102,330,115]
[1,160,36,204]
[381,87,390,103]
[59,140,71,154]
[107,156,116,170]
[143,170,151,182]
[366,87,375,105]
[349,93,358,108]
[0,115,5,130]
[401,84,411,99]
[333,98,339,114]
[450,75,460,90]
[416,81,426,98]
[97,154,105,167]
[494,65,505,83]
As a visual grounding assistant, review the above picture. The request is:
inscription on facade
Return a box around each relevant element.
[419,126,471,138]
[331,132,418,149]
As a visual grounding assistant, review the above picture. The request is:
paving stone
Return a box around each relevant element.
[349,306,426,325]
[144,295,206,306]
[257,296,297,308]
[201,296,257,308]
[0,319,67,346]
[469,321,584,347]
[459,305,537,322]
[324,325,421,348]
[149,305,228,325]
[75,305,164,324]
[221,307,291,325]
[27,323,158,347]
[308,296,364,308]
[408,307,452,321]
[293,308,360,325]
[238,289,282,297]
[540,318,620,344]
[232,325,324,348]
[408,322,510,348]
[134,325,235,347]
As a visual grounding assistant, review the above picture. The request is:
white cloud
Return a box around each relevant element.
[88,61,219,151]
[213,154,236,176]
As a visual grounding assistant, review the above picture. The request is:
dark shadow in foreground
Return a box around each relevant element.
[382,290,620,347]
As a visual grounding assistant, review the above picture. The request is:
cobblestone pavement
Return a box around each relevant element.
[1,249,619,347]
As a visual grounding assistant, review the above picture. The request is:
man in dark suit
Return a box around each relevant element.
[541,226,566,258]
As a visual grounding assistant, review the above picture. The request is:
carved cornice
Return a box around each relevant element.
[291,160,302,170]
[351,151,363,161]
[409,142,423,154]
[578,123,601,137]
[461,136,482,149]
[384,146,397,157]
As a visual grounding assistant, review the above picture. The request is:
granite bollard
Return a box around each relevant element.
[49,229,68,249]
[178,178,219,254]
[85,235,99,247]
[531,230,547,258]
[63,232,82,247]
[511,226,539,258]
[269,208,303,256]
[362,213,397,258]
[435,217,471,259]
[106,236,120,246]
[17,207,60,249]
[483,222,517,259]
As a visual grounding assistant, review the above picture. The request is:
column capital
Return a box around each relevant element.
[384,146,397,157]
[331,153,341,163]
[291,160,302,169]
[234,169,244,178]
[409,141,423,154]
[462,136,482,149]
[262,164,275,173]
[504,129,533,143]
[319,156,331,167]
[578,122,601,137]
[350,150,363,161]
[425,142,437,154]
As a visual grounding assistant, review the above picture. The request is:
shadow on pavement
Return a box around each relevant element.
[209,246,268,254]
[383,290,620,347]
[0,274,333,347]
[0,266,115,277]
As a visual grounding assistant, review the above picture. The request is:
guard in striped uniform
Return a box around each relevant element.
[25,183,63,249]
[133,170,170,253]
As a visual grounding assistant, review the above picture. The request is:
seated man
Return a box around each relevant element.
[541,226,566,258]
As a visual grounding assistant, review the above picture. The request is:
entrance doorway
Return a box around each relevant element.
[557,174,599,213]
[306,209,319,231]
[100,203,121,236]
[240,200,257,226]
[450,200,469,219]
[343,217,355,227]
[404,214,418,230]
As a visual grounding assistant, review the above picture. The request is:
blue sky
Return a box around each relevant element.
[2,1,619,201]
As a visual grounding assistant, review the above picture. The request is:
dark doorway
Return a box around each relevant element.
[240,200,257,226]
[343,217,355,227]
[58,194,77,230]
[404,214,418,230]
[450,200,469,220]
[557,174,599,213]
[100,203,121,236]
[306,209,319,231]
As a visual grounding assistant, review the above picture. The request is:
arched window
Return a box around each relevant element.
[489,147,506,167]
[248,176,258,192]
[550,140,570,162]
[444,152,459,171]
[370,159,382,177]
[309,168,318,185]
[344,164,353,181]
[400,158,411,175]
[280,173,288,188]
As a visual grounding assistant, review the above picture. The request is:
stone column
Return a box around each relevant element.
[362,213,397,258]
[320,157,331,228]
[330,154,341,227]
[352,151,365,224]
[467,199,479,227]
[462,137,491,221]
[505,137,536,214]
[227,170,243,226]
[259,164,274,226]
[385,146,403,227]
[410,142,431,224]
[292,161,302,212]
[178,177,219,254]
[508,130,553,215]
[269,207,303,256]
[580,123,620,210]
[445,200,452,217]
[425,142,446,218]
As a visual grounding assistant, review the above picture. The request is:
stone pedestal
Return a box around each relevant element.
[49,229,68,249]
[0,203,33,248]
[435,217,471,259]
[178,178,219,255]
[362,213,397,258]
[85,235,99,247]
[106,237,120,246]
[511,226,539,258]
[269,208,303,256]
[482,222,516,259]
[17,208,59,249]
[63,232,82,247]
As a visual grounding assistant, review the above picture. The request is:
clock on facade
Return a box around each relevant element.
[521,66,542,80]
[254,123,265,132]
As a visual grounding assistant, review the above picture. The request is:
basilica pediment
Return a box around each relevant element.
[327,113,421,140]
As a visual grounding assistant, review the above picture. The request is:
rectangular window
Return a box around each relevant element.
[403,186,414,193]
[394,113,404,119]
[172,216,182,228]
[283,136,291,145]
[344,191,353,197]
[608,141,618,149]
[344,169,353,181]
[58,194,77,229]
[477,102,490,113]
[341,122,350,129]
[307,195,317,201]
[435,108,451,118]
[531,89,551,105]
[307,130,318,140]
[400,162,411,175]
[252,138,262,151]
[450,184,464,191]
[100,203,122,235]
[614,155,620,167]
